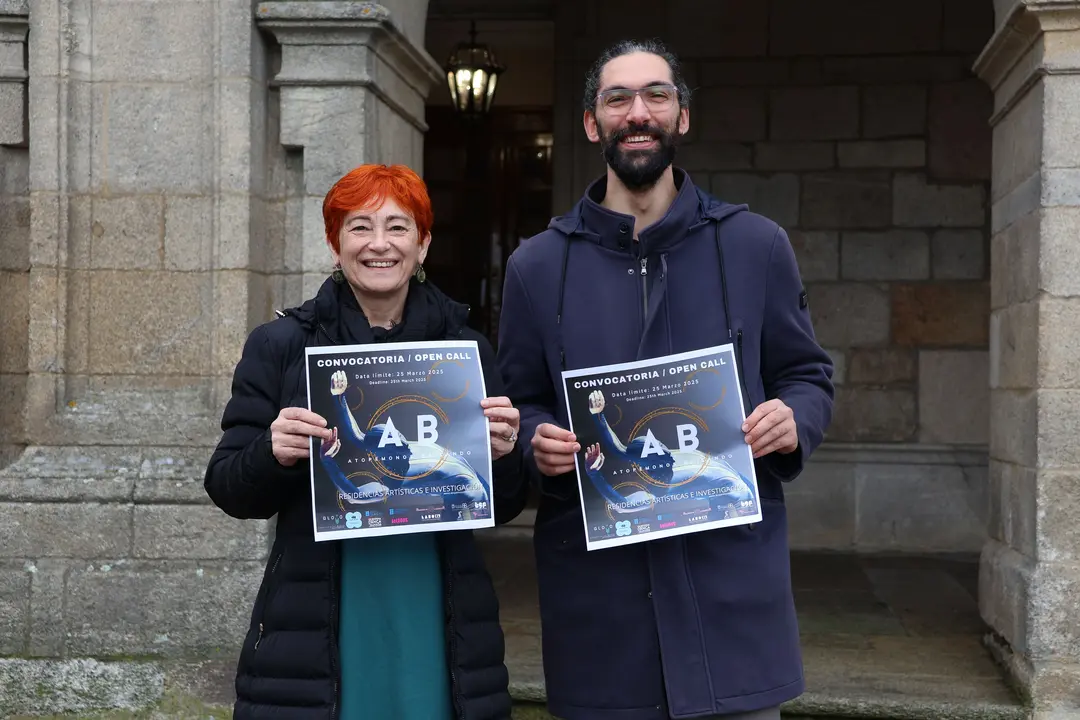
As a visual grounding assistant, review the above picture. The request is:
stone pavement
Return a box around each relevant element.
[478,532,1029,720]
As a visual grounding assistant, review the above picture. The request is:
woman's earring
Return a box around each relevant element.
[415,264,427,283]
[331,264,345,284]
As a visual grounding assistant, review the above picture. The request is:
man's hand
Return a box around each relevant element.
[271,407,332,467]
[531,423,581,476]
[742,399,798,459]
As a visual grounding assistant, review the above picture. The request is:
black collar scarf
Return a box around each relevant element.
[321,276,458,346]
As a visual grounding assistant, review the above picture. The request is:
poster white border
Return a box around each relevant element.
[561,343,762,551]
[305,339,494,542]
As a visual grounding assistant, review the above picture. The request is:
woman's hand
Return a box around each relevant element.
[270,407,332,467]
[482,396,520,462]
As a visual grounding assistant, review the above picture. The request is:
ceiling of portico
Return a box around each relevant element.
[425,1,554,106]
[427,0,554,20]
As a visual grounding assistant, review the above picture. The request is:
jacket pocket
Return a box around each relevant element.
[245,549,284,668]
[692,496,802,700]
[732,320,753,414]
[532,513,662,711]
[534,504,586,553]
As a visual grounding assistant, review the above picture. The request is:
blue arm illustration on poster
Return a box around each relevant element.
[316,369,491,522]
[583,390,757,519]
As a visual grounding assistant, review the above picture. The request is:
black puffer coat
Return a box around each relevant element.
[204,276,528,720]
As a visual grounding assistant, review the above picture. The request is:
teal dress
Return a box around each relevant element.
[337,532,455,720]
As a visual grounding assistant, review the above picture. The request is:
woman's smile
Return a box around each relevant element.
[360,259,399,269]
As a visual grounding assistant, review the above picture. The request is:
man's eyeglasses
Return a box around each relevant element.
[596,84,678,114]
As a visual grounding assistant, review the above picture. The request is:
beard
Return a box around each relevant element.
[598,117,679,191]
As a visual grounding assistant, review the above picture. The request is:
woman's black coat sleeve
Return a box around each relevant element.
[204,324,307,519]
[476,335,529,526]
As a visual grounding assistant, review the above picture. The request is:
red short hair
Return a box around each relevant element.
[322,164,434,253]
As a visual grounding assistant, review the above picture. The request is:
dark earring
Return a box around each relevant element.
[415,264,426,283]
[331,264,345,284]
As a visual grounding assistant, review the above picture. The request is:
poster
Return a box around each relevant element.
[305,340,494,542]
[561,344,762,551]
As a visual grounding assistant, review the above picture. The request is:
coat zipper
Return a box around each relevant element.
[640,256,648,320]
[330,547,340,720]
[443,543,466,719]
[253,551,284,653]
[735,329,752,413]
[316,317,466,720]
[735,329,758,531]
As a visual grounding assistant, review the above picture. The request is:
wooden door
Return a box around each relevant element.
[422,106,553,346]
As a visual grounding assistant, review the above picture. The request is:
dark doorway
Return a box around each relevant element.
[422,106,554,345]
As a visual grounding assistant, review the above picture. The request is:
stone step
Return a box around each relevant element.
[478,530,1029,720]
[510,705,1027,720]
[506,660,1029,720]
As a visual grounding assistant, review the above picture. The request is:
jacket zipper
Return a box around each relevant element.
[640,256,648,318]
[253,551,284,653]
[735,329,752,413]
[443,543,466,719]
[330,547,340,720]
[310,307,468,718]
[735,329,758,531]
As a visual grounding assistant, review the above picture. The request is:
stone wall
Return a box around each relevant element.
[0,0,271,711]
[0,1,29,466]
[552,0,995,552]
[0,143,28,466]
[975,3,1080,715]
[0,0,442,714]
[0,0,1020,714]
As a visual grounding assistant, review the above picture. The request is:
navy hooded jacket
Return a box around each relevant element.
[496,168,834,719]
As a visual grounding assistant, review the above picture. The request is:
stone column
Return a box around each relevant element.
[256,0,442,300]
[974,1,1080,715]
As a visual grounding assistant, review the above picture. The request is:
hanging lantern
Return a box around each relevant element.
[445,21,504,117]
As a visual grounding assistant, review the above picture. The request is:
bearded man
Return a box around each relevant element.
[496,39,835,720]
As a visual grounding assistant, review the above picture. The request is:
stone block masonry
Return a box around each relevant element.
[0,0,29,467]
[547,0,996,559]
[0,445,268,714]
[531,0,993,450]
[0,146,29,466]
[0,447,270,657]
[654,0,994,561]
[675,52,993,448]
[0,0,444,715]
[0,0,1025,714]
[974,3,1080,716]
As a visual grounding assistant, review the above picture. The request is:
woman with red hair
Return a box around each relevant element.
[205,164,528,720]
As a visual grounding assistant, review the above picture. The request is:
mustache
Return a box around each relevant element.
[608,123,665,143]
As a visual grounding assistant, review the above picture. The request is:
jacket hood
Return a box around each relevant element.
[547,168,748,240]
